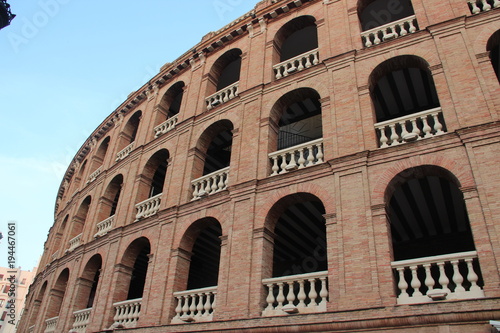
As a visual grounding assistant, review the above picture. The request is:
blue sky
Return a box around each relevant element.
[0,0,258,271]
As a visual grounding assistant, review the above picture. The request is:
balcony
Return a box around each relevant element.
[262,271,328,316]
[72,307,92,333]
[205,82,239,111]
[375,107,445,148]
[269,138,324,176]
[94,215,115,238]
[361,15,417,48]
[44,316,58,333]
[67,233,82,252]
[154,114,178,138]
[172,286,217,323]
[392,251,484,304]
[468,0,499,14]
[87,166,102,184]
[112,298,142,328]
[273,48,319,80]
[135,193,162,221]
[191,167,229,200]
[116,142,135,161]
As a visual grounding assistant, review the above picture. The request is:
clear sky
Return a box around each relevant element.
[0,0,258,271]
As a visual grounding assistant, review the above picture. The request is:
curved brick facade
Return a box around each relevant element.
[19,0,500,332]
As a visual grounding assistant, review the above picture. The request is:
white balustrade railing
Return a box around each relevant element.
[72,308,92,333]
[44,316,58,333]
[94,215,115,238]
[273,48,319,80]
[154,114,178,138]
[135,193,162,221]
[191,167,230,200]
[116,142,135,161]
[112,298,142,328]
[51,250,59,262]
[67,233,82,252]
[87,166,102,184]
[375,107,445,148]
[262,271,328,316]
[206,82,239,110]
[28,325,35,333]
[361,15,417,48]
[172,286,217,323]
[392,251,484,305]
[269,138,324,176]
[468,0,499,14]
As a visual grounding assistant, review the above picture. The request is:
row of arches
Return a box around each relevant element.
[30,164,483,330]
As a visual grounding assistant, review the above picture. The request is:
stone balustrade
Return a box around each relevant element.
[94,215,115,238]
[262,271,328,316]
[135,193,162,221]
[172,286,217,323]
[206,82,239,110]
[392,251,484,304]
[269,138,324,176]
[154,114,178,138]
[112,298,142,328]
[87,166,102,184]
[375,107,445,148]
[72,307,92,333]
[468,0,499,13]
[361,15,417,48]
[273,48,319,80]
[67,233,82,252]
[191,167,229,200]
[116,142,135,161]
[44,316,58,333]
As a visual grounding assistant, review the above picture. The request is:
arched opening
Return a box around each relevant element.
[89,137,110,176]
[153,82,184,137]
[27,281,47,328]
[97,175,123,221]
[358,0,415,31]
[52,215,68,256]
[117,111,141,159]
[386,166,484,303]
[262,193,329,315]
[72,159,87,192]
[74,255,102,311]
[268,88,323,175]
[68,196,91,250]
[370,56,444,147]
[45,269,69,321]
[205,49,242,109]
[487,29,500,83]
[172,218,222,322]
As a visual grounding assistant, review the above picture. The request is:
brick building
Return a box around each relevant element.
[18,0,500,332]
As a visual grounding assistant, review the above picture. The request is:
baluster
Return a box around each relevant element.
[204,179,211,196]
[410,265,423,297]
[437,262,451,293]
[469,0,481,13]
[371,32,380,45]
[224,172,229,189]
[319,276,328,306]
[481,0,492,10]
[297,148,306,168]
[286,150,297,170]
[192,182,200,200]
[465,258,481,292]
[307,145,315,166]
[410,118,421,138]
[217,173,225,191]
[421,116,432,138]
[271,156,279,176]
[316,143,324,163]
[493,0,500,8]
[182,295,190,317]
[279,153,288,174]
[408,19,417,33]
[389,123,399,145]
[196,293,204,317]
[228,87,235,100]
[211,175,218,193]
[174,296,182,318]
[285,281,296,307]
[265,283,275,310]
[396,267,409,299]
[379,127,389,148]
[275,67,282,80]
[212,291,217,314]
[312,52,319,65]
[283,65,289,77]
[423,264,435,293]
[113,305,120,325]
[364,35,373,48]
[189,295,197,318]
[297,58,305,71]
[431,112,444,134]
[203,292,213,316]
[297,279,307,308]
[308,278,318,307]
[288,60,297,73]
[276,283,285,309]
[400,21,408,36]
[305,54,312,68]
[451,260,465,292]
[400,120,409,139]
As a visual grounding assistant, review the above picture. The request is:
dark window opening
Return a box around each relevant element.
[110,187,121,216]
[216,57,241,91]
[127,245,150,300]
[150,160,168,197]
[280,25,318,61]
[489,36,500,83]
[187,224,222,290]
[203,129,233,175]
[168,90,183,117]
[86,269,100,308]
[359,0,415,31]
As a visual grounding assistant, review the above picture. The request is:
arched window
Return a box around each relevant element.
[88,137,110,181]
[191,120,233,200]
[171,218,222,323]
[116,111,141,161]
[27,281,47,328]
[487,29,500,83]
[206,49,242,110]
[68,196,91,251]
[51,215,68,258]
[370,55,445,147]
[386,166,484,304]
[135,149,169,220]
[153,82,184,137]
[95,175,123,237]
[45,269,69,328]
[110,237,150,328]
[268,88,324,175]
[262,193,329,316]
[72,254,102,323]
[273,16,319,79]
[358,0,418,47]
[71,159,87,192]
